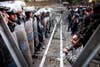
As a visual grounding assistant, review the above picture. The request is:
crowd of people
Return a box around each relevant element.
[63,2,100,64]
[0,1,53,67]
[0,1,100,67]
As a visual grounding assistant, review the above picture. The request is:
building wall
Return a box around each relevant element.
[35,0,48,1]
[25,0,57,3]
[33,0,57,2]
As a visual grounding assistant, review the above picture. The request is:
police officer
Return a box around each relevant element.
[44,11,50,38]
[39,12,46,49]
[0,6,9,25]
[0,5,17,67]
[33,14,39,53]
[34,11,43,53]
[16,6,26,24]
[36,11,46,50]
[24,7,35,55]
[7,10,19,32]
[0,6,13,65]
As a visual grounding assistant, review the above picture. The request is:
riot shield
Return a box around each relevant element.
[24,19,34,55]
[12,32,19,49]
[0,35,17,67]
[14,23,33,67]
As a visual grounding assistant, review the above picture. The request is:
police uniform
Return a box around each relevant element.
[33,15,39,52]
[24,7,35,55]
[7,10,20,32]
[0,6,17,66]
[43,14,49,37]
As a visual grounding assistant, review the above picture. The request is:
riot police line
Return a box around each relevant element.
[63,2,100,64]
[0,1,54,67]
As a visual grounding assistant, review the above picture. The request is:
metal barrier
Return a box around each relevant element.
[60,14,64,67]
[14,23,33,67]
[39,16,60,67]
[72,25,100,67]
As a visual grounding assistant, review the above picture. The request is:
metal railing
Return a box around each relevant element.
[39,15,61,67]
[72,25,100,67]
[60,14,64,67]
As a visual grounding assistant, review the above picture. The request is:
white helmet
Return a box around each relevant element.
[13,1,26,7]
[24,6,36,12]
